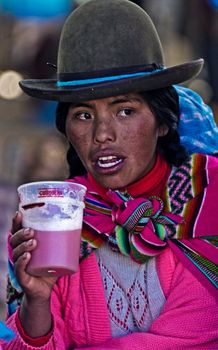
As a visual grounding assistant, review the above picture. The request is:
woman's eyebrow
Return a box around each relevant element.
[109,96,142,105]
[70,96,142,109]
[70,102,94,109]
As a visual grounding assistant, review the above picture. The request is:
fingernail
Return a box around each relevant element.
[27,239,33,246]
[23,252,28,260]
[24,228,30,235]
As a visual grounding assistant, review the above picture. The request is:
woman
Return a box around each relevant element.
[4,0,218,349]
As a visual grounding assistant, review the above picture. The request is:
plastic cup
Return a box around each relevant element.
[17,181,87,277]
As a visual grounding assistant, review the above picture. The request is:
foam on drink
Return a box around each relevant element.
[22,201,84,231]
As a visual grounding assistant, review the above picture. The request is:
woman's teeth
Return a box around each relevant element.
[97,156,122,168]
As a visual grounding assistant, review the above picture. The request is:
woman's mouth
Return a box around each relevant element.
[97,155,123,168]
[93,155,125,174]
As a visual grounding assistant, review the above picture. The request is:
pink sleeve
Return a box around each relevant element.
[4,310,66,350]
[76,255,218,350]
[4,253,109,350]
[3,267,91,350]
[4,279,73,350]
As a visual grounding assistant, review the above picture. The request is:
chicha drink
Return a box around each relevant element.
[18,181,86,277]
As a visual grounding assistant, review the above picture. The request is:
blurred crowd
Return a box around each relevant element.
[0,0,217,318]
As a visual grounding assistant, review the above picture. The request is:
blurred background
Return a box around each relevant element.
[0,0,217,318]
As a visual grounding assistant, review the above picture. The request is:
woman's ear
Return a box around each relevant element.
[158,124,169,137]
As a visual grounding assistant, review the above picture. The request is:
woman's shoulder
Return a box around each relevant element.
[156,246,215,301]
[156,247,206,299]
[178,153,218,170]
[170,153,218,193]
[190,153,218,184]
[192,152,218,165]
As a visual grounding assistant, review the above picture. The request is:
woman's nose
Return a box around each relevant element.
[93,118,116,144]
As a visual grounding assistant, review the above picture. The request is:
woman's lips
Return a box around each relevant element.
[97,155,123,168]
[94,155,125,173]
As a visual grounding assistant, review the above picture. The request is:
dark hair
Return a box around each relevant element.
[55,86,188,178]
[141,87,188,166]
[56,102,86,177]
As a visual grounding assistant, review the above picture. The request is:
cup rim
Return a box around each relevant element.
[17,181,87,193]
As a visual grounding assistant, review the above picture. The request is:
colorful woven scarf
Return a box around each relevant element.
[73,153,218,298]
[6,154,218,314]
[84,191,183,259]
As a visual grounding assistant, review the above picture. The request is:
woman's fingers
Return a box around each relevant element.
[14,251,31,275]
[12,236,37,263]
[10,228,34,249]
[10,227,36,264]
[11,211,23,234]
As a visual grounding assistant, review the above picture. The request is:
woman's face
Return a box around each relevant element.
[66,92,168,189]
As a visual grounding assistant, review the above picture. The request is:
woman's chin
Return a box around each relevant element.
[92,173,131,190]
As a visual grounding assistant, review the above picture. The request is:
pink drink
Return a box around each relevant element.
[18,181,87,277]
[26,228,82,277]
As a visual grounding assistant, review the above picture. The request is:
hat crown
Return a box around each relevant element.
[19,0,203,102]
[57,0,164,75]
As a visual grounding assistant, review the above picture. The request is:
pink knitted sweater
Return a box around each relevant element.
[4,247,218,350]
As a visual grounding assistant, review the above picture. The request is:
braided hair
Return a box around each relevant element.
[55,86,188,178]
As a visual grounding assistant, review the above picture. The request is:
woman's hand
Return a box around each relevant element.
[10,211,57,337]
[10,211,57,302]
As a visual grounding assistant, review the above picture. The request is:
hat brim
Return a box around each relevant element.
[19,59,203,102]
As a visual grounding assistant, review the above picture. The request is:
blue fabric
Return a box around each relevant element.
[176,86,218,155]
[0,0,72,19]
[208,0,218,10]
[0,321,15,342]
[57,69,162,87]
[7,259,23,317]
[8,259,22,293]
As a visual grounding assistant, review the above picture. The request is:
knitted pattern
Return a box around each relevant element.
[96,244,165,337]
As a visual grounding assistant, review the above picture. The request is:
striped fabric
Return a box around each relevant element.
[6,154,218,313]
[77,154,218,297]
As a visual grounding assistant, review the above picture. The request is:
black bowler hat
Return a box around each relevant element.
[19,0,204,102]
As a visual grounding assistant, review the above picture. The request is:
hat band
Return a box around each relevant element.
[56,68,163,87]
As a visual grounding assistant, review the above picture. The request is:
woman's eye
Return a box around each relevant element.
[74,111,92,120]
[118,108,134,117]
